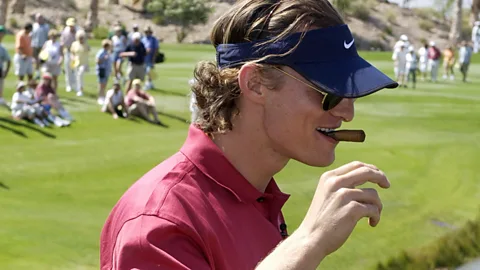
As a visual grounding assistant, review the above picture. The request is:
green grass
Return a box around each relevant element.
[1,35,480,270]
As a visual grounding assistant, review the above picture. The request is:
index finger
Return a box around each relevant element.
[334,166,390,189]
[329,161,380,176]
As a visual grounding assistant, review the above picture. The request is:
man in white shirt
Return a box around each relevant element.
[458,41,474,82]
[102,80,129,119]
[11,81,46,127]
[31,13,50,79]
[472,21,480,53]
[392,42,407,87]
[417,43,428,81]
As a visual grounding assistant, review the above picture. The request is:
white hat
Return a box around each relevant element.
[475,21,480,26]
[400,34,408,41]
[132,32,142,40]
[429,41,436,47]
[408,45,415,51]
[16,81,26,90]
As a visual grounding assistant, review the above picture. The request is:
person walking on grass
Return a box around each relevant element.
[96,39,113,105]
[458,41,473,82]
[101,79,129,119]
[31,13,50,79]
[70,30,91,97]
[11,81,48,127]
[406,45,418,89]
[60,18,77,93]
[120,32,147,93]
[40,29,63,91]
[100,0,398,269]
[14,23,34,82]
[442,46,456,81]
[0,26,11,106]
[392,42,407,87]
[472,21,480,53]
[124,79,162,124]
[428,41,441,82]
[141,26,159,90]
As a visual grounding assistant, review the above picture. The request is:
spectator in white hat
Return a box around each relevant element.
[472,21,480,53]
[405,45,418,89]
[427,41,441,82]
[120,32,147,92]
[11,81,47,127]
[60,17,78,93]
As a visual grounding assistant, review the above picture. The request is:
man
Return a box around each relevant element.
[427,41,441,82]
[417,42,429,81]
[127,24,141,45]
[100,1,397,269]
[124,79,162,124]
[405,45,418,89]
[15,23,34,82]
[458,41,474,82]
[102,79,128,119]
[120,32,147,93]
[60,17,77,93]
[141,26,159,90]
[472,21,480,53]
[0,25,11,106]
[31,13,50,79]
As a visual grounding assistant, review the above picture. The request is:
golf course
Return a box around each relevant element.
[0,36,479,270]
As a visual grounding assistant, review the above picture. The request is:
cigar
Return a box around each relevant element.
[325,130,366,143]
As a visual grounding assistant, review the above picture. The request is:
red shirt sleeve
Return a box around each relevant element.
[108,215,211,270]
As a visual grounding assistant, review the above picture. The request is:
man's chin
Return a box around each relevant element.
[296,152,335,167]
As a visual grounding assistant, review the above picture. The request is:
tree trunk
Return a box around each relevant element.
[449,0,462,45]
[0,0,9,25]
[471,0,480,26]
[106,0,119,4]
[11,0,25,14]
[85,0,99,32]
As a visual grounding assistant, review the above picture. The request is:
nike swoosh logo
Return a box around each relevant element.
[344,39,355,49]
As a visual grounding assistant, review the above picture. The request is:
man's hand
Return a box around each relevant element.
[299,161,390,258]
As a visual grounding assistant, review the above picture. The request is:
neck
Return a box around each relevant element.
[211,121,289,193]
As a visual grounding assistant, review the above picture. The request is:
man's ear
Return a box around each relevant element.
[238,63,265,105]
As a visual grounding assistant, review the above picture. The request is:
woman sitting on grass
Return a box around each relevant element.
[101,79,128,119]
[26,79,70,127]
[35,72,73,122]
[11,81,48,127]
[125,79,162,124]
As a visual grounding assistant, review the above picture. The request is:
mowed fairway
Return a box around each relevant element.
[0,36,479,270]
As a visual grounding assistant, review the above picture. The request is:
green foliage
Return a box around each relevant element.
[148,0,213,43]
[386,10,397,25]
[377,211,480,270]
[351,3,370,21]
[331,0,352,13]
[9,18,18,29]
[383,25,393,36]
[414,7,443,21]
[92,26,109,40]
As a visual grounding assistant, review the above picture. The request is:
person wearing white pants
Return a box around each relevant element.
[427,41,441,82]
[472,21,480,54]
[60,18,77,93]
[70,30,90,96]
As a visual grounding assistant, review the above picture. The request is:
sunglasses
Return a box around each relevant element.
[272,66,344,111]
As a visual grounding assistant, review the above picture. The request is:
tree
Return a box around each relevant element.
[449,0,463,45]
[148,0,212,43]
[0,0,9,25]
[472,0,480,25]
[85,0,99,32]
[11,0,25,14]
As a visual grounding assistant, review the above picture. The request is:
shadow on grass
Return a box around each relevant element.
[0,123,28,138]
[158,111,190,125]
[0,182,10,190]
[0,117,56,139]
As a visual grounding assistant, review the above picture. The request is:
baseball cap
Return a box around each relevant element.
[0,25,5,33]
[132,79,142,86]
[400,34,408,41]
[132,32,142,40]
[216,24,398,99]
[113,79,121,86]
[429,41,436,47]
[16,81,26,90]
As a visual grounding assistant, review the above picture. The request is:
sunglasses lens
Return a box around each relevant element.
[323,95,343,111]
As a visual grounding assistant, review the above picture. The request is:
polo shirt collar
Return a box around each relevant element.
[180,125,290,204]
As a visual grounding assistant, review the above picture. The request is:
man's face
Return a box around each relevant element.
[38,15,45,24]
[114,84,120,91]
[256,66,355,167]
[133,38,140,45]
[44,78,51,86]
[134,84,141,91]
[145,31,152,37]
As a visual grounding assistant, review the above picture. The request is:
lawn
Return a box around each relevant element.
[0,36,480,270]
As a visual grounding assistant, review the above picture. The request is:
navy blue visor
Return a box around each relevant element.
[216,24,399,100]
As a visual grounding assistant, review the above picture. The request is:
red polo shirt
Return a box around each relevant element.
[100,125,290,270]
